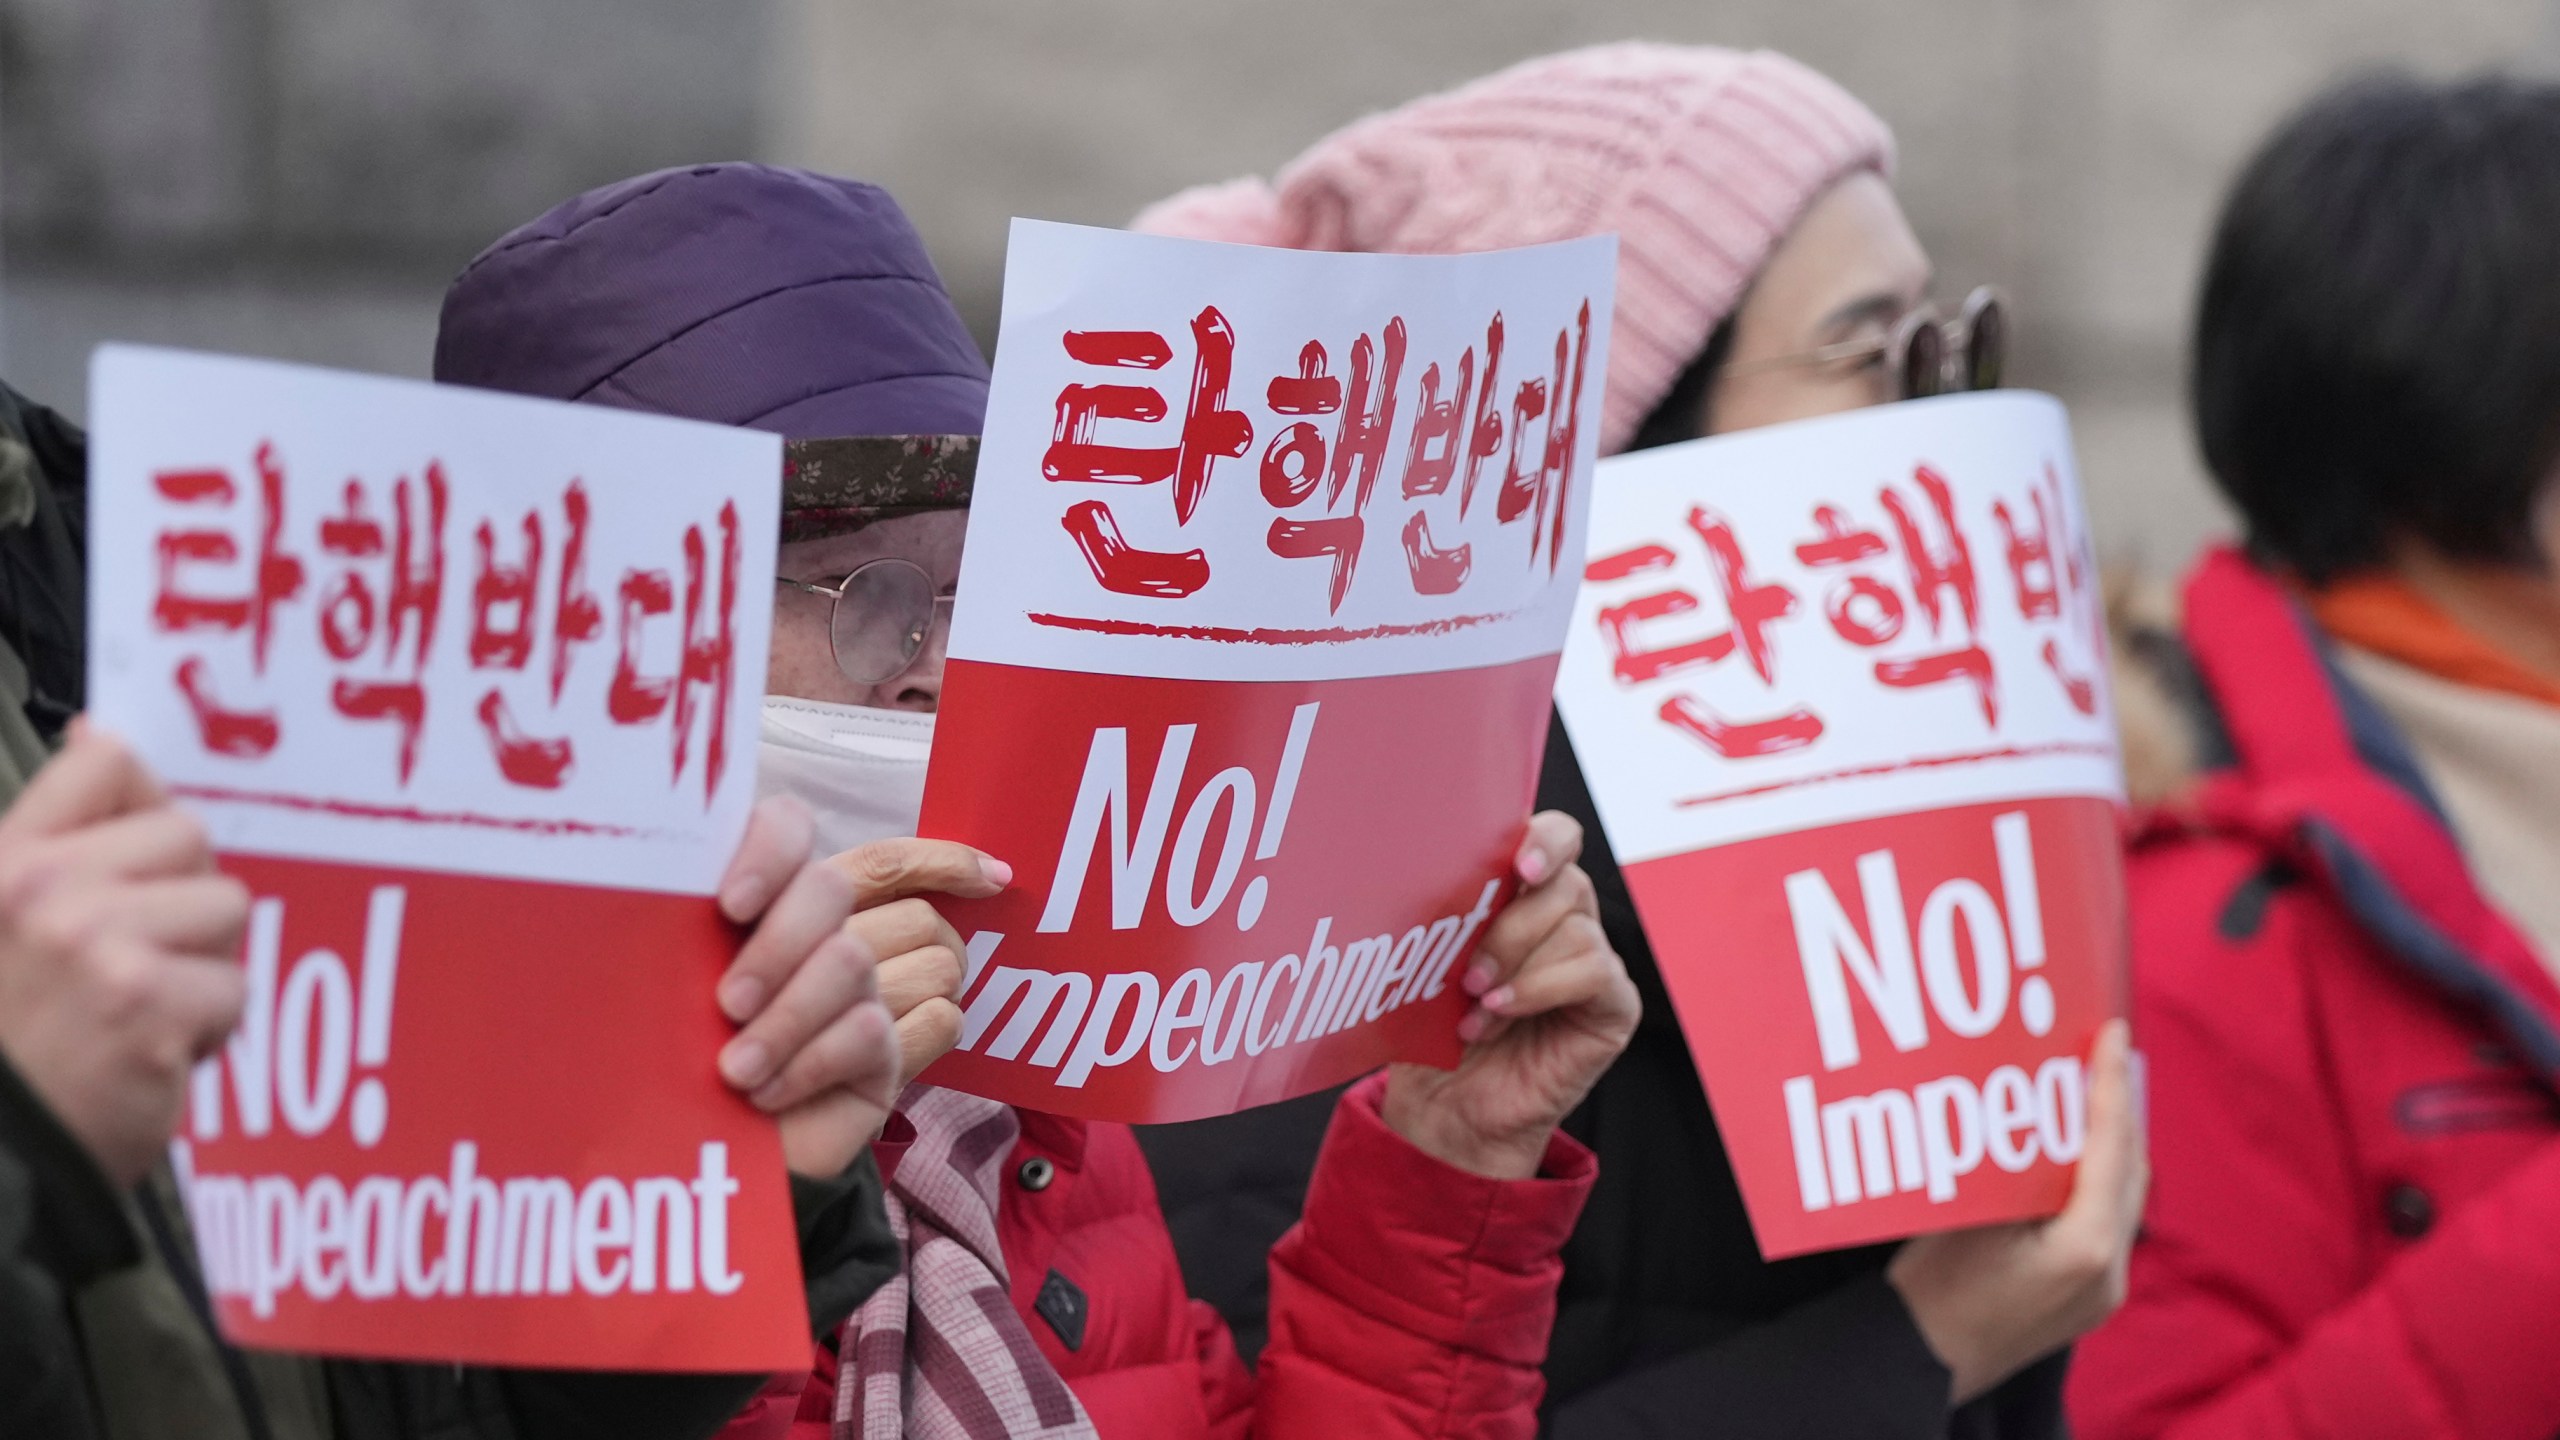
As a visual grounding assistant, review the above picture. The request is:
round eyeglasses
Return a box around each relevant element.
[775,558,954,686]
[1721,285,2007,402]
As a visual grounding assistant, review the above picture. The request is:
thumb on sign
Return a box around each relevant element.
[1885,1019,2148,1403]
[1382,810,1642,1181]
[0,723,252,1184]
[711,796,1011,1178]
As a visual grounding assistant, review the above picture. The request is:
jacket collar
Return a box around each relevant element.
[1013,1108,1091,1173]
[2180,546,2560,1081]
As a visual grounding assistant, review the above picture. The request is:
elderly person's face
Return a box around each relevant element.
[767,509,965,712]
[1699,172,1935,435]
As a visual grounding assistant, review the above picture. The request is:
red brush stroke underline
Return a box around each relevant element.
[1027,610,1521,645]
[170,784,658,838]
[1671,740,2120,809]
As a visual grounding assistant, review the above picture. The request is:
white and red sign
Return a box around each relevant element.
[86,346,805,1369]
[919,221,1615,1122]
[1554,392,2126,1258]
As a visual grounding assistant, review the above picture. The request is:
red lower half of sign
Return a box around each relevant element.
[917,653,1561,1122]
[180,854,804,1371]
[1623,794,2127,1259]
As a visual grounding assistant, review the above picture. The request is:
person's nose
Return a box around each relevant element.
[890,605,951,712]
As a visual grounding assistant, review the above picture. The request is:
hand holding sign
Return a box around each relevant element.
[823,837,1010,1089]
[1556,392,2127,1259]
[1383,812,1639,1179]
[1887,1019,2147,1401]
[714,816,1008,1177]
[90,347,806,1370]
[920,221,1618,1123]
[0,724,252,1184]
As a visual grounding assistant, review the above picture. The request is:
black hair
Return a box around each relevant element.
[1626,317,1740,452]
[2194,72,2560,584]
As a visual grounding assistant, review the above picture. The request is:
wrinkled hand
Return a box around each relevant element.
[0,723,251,1185]
[1887,1019,2148,1404]
[712,799,1007,1178]
[1382,811,1640,1180]
[854,845,986,1090]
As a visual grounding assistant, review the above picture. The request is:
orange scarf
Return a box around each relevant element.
[2308,576,2560,709]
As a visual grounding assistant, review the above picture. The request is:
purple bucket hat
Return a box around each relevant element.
[433,163,986,538]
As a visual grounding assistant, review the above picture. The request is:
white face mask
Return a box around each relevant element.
[755,696,933,859]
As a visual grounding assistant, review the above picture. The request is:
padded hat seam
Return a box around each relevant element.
[573,270,958,402]
[454,167,698,279]
[741,373,990,430]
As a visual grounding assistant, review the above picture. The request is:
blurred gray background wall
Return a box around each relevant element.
[8,0,2559,570]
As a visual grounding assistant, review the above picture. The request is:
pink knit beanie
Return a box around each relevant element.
[1134,43,1895,455]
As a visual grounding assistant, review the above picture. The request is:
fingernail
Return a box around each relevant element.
[1457,1008,1489,1044]
[979,855,1014,889]
[1462,960,1498,997]
[719,975,765,1022]
[720,1038,771,1088]
[719,876,765,920]
[1517,849,1549,885]
[1483,985,1515,1014]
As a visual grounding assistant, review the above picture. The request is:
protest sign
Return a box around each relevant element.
[86,346,804,1369]
[917,220,1615,1123]
[1553,392,2125,1259]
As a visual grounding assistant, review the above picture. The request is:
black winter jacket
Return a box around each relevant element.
[1141,718,2067,1439]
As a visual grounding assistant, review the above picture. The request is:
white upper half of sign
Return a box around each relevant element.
[1555,391,2124,866]
[87,345,781,895]
[952,219,1617,683]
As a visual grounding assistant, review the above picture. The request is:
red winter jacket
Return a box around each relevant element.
[2069,549,2560,1439]
[721,1070,1594,1439]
